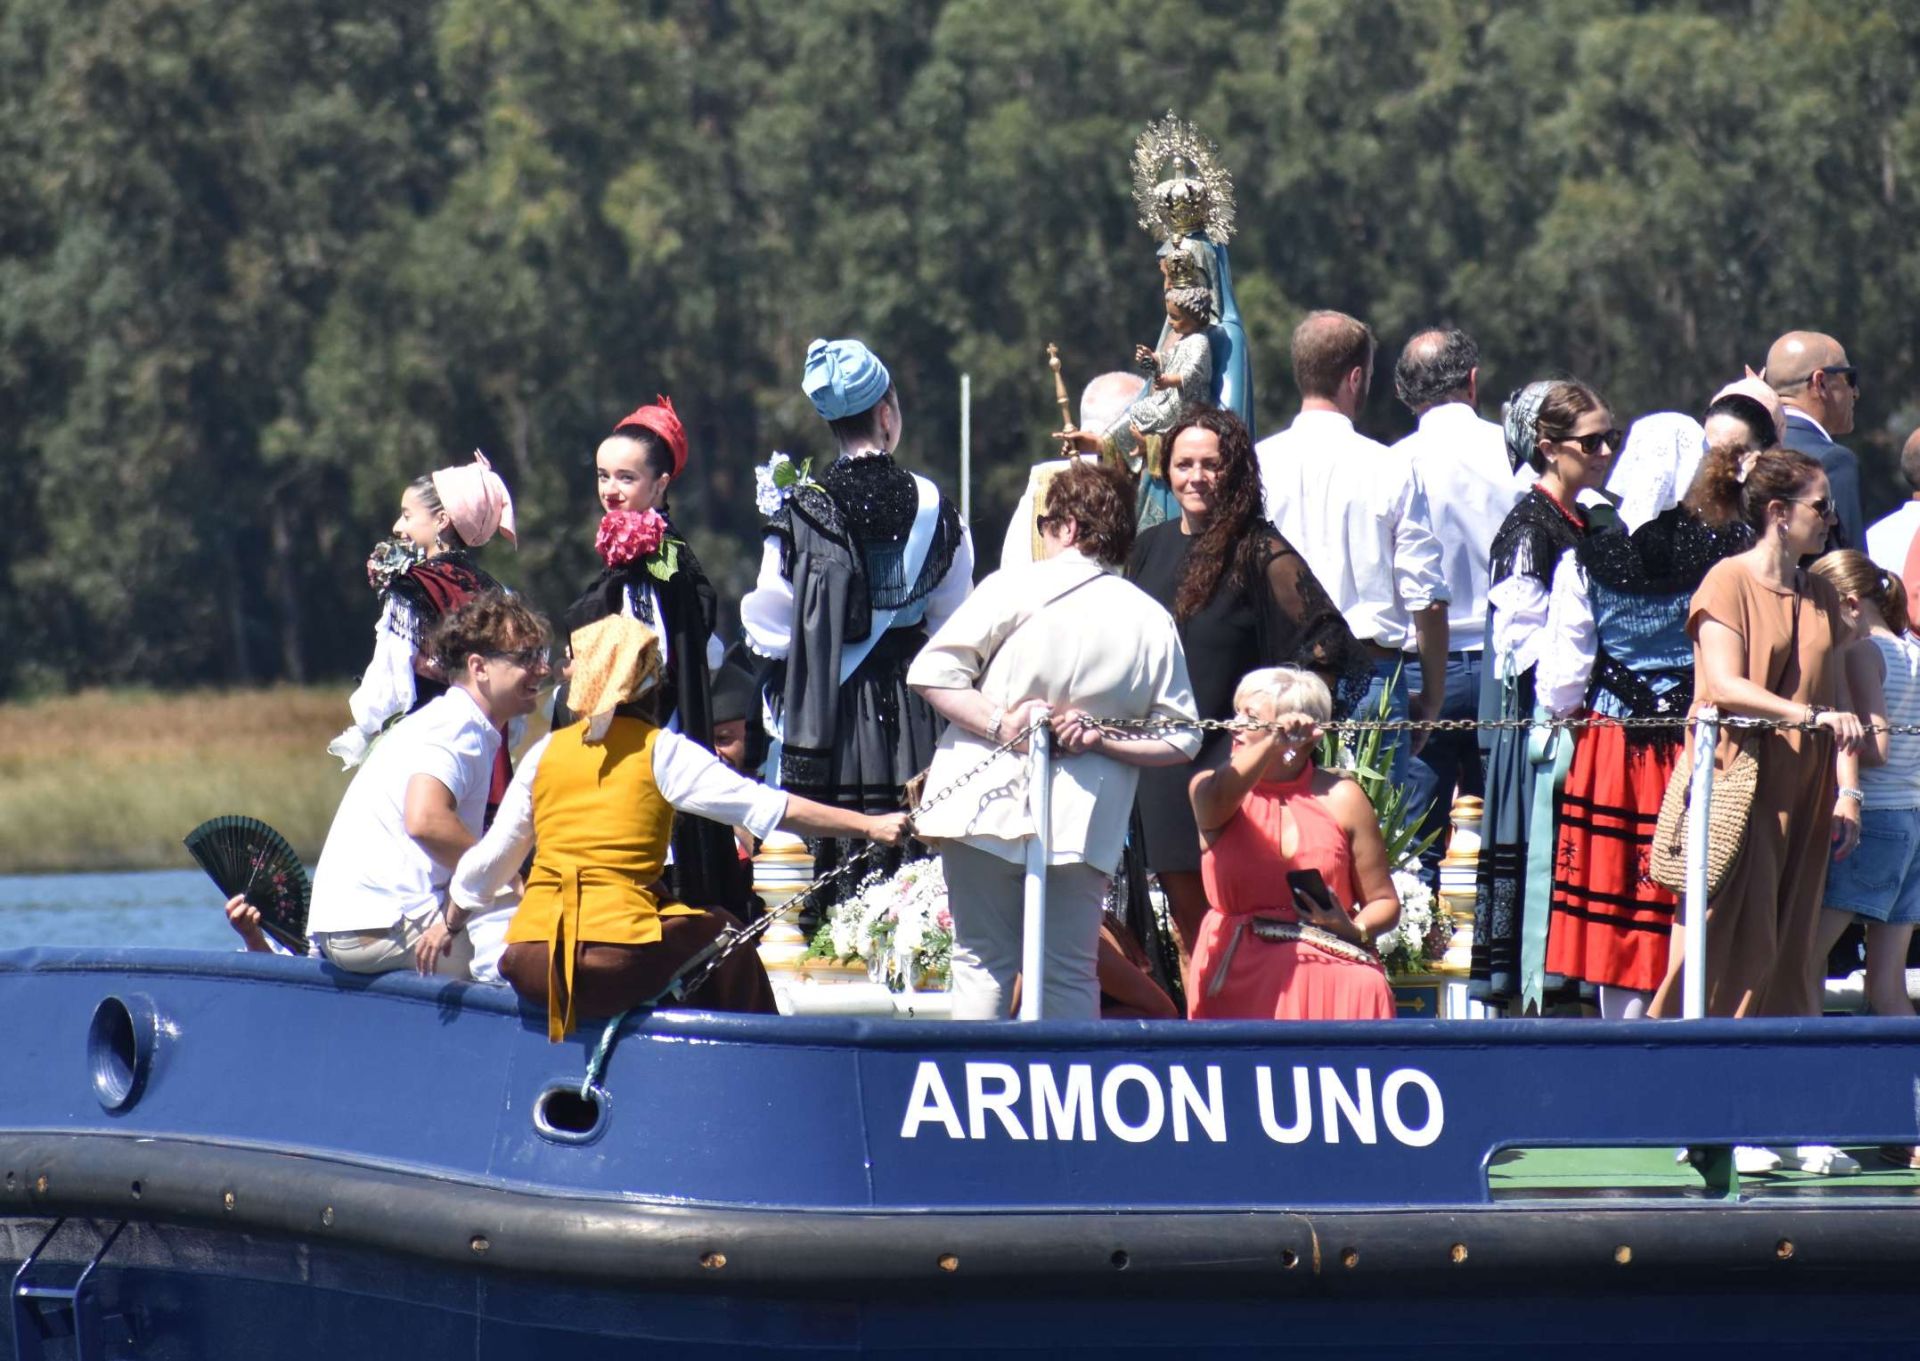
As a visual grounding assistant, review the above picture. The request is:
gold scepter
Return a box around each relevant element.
[1046,343,1073,433]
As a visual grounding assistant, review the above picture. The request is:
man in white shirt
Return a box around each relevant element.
[1865,428,1920,601]
[1255,310,1449,787]
[307,593,552,977]
[1392,327,1520,879]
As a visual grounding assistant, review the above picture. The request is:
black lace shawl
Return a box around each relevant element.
[382,551,501,646]
[1577,507,1754,597]
[1489,489,1587,589]
[1573,508,1752,742]
[766,452,964,611]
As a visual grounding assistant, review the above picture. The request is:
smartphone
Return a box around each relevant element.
[1286,868,1344,918]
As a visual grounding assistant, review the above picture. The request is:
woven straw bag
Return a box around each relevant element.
[1649,737,1759,897]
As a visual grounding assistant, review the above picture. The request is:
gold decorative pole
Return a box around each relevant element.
[1046,344,1073,432]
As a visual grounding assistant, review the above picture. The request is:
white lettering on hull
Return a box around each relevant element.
[900,1060,1444,1148]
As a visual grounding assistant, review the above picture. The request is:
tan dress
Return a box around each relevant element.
[1649,559,1844,1018]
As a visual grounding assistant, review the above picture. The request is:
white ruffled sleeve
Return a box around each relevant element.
[1537,549,1598,716]
[739,536,793,660]
[1488,574,1553,677]
[329,598,420,767]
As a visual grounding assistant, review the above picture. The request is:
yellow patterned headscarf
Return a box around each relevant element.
[567,615,661,741]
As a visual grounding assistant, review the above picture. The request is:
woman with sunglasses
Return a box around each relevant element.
[1536,409,1755,1019]
[1473,380,1616,1011]
[1647,450,1863,1025]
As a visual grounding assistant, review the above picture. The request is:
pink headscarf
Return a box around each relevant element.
[431,450,517,548]
[1713,368,1786,444]
[614,395,689,478]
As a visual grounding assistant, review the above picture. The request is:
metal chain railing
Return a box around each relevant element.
[577,717,1051,1099]
[580,703,1875,1095]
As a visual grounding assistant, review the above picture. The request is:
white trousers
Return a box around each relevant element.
[941,839,1106,1021]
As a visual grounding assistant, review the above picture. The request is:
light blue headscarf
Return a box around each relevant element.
[802,338,891,421]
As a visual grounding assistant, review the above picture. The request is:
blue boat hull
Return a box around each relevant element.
[5,949,1920,1355]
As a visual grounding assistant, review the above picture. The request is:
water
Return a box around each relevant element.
[0,870,239,953]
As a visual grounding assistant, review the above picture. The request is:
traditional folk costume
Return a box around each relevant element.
[563,397,737,912]
[329,452,516,818]
[1188,768,1395,1021]
[1473,385,1587,1010]
[1537,416,1751,1013]
[455,616,782,1041]
[741,338,973,907]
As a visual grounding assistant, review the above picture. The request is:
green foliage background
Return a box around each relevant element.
[5,0,1918,694]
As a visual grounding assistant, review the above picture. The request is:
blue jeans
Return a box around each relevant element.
[1356,658,1414,793]
[1404,652,1487,885]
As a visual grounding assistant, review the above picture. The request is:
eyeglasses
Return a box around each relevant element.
[1783,364,1859,393]
[485,646,551,670]
[1792,497,1836,518]
[1560,428,1624,457]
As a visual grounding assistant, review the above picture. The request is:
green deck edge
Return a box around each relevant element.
[1489,1146,1920,1197]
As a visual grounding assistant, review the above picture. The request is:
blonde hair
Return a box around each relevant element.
[1232,666,1333,725]
[1811,549,1911,635]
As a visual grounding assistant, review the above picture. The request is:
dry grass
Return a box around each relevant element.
[0,687,351,873]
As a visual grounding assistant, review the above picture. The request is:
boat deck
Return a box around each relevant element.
[1491,1145,1920,1199]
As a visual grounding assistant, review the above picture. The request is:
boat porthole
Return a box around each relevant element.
[1340,1248,1359,1270]
[1279,1250,1298,1270]
[1109,1250,1129,1270]
[1449,1242,1468,1264]
[1776,1239,1795,1261]
[87,995,155,1112]
[937,1254,959,1273]
[532,1082,609,1145]
[1614,1245,1633,1266]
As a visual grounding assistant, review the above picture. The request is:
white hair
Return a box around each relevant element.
[1232,666,1332,725]
[1079,371,1142,434]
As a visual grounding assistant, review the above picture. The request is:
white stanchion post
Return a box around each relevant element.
[1019,712,1053,1022]
[959,373,972,525]
[1683,706,1718,1020]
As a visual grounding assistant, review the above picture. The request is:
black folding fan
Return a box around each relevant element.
[183,815,311,956]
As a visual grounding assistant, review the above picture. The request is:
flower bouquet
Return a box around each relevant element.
[754,451,817,517]
[806,856,953,992]
[596,507,679,581]
[1375,870,1454,976]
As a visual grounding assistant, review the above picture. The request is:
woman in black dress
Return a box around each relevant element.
[1127,405,1371,959]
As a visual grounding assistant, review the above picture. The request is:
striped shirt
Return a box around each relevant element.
[1862,632,1920,810]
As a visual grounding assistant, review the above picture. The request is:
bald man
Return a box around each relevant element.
[1766,330,1863,549]
[1000,371,1157,568]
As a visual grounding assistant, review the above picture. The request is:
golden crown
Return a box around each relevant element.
[1132,112,1236,245]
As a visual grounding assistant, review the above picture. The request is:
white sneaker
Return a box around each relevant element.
[1777,1144,1861,1175]
[1734,1145,1784,1174]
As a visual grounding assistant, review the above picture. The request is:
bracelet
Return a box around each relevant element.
[987,704,1006,742]
[1805,703,1826,725]
[440,904,467,935]
[1838,787,1866,804]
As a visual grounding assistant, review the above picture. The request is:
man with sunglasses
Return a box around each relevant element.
[1767,330,1864,550]
[308,592,552,978]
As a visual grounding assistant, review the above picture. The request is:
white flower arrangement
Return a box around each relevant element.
[754,451,814,517]
[1375,868,1453,976]
[808,857,954,992]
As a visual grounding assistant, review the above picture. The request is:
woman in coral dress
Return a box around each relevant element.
[1187,666,1401,1020]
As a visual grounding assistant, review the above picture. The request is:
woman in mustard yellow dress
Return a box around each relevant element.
[451,615,908,1040]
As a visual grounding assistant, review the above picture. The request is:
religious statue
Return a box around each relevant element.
[1057,114,1252,527]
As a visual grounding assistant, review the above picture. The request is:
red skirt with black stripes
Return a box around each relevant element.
[1545,715,1683,993]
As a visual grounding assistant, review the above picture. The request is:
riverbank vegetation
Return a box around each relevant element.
[0,688,345,874]
[4,1,1917,698]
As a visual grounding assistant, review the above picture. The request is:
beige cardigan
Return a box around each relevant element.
[906,549,1200,875]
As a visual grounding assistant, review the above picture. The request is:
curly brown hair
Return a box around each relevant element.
[427,591,551,676]
[1044,459,1137,568]
[1163,405,1266,623]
